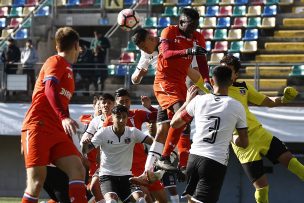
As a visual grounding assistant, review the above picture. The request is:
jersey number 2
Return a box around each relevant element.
[203,116,221,144]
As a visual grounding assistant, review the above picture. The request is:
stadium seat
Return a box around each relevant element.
[279,0,293,5]
[25,0,38,6]
[0,7,8,17]
[34,6,50,16]
[246,6,262,16]
[8,17,23,28]
[201,17,217,28]
[93,0,100,6]
[262,5,277,16]
[250,0,265,5]
[158,17,171,28]
[216,17,230,28]
[232,17,247,28]
[227,28,242,40]
[0,0,12,6]
[209,53,224,64]
[157,28,163,36]
[66,0,79,6]
[119,52,135,64]
[21,17,31,28]
[9,7,23,17]
[212,41,228,52]
[22,6,34,16]
[143,17,157,28]
[205,40,211,51]
[260,17,276,28]
[177,0,191,6]
[116,65,128,76]
[213,28,227,40]
[234,0,248,4]
[124,41,138,52]
[206,0,219,5]
[228,40,243,53]
[191,0,206,6]
[107,65,115,75]
[79,0,94,6]
[162,6,178,17]
[218,6,232,16]
[151,0,163,5]
[232,5,246,16]
[247,17,261,28]
[163,0,177,6]
[243,29,258,40]
[14,28,28,39]
[289,65,304,76]
[0,29,13,39]
[12,0,26,7]
[201,28,214,40]
[266,0,278,4]
[124,0,136,6]
[56,0,66,6]
[196,6,205,16]
[205,6,219,16]
[0,18,6,28]
[219,0,234,5]
[241,40,257,53]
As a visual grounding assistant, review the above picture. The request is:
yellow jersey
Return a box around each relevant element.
[228,82,266,132]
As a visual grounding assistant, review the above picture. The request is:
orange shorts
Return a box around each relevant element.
[87,148,99,177]
[147,180,164,191]
[21,127,80,168]
[153,81,187,109]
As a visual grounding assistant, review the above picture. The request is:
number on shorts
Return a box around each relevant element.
[203,116,221,144]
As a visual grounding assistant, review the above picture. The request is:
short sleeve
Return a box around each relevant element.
[91,127,106,147]
[191,56,198,68]
[43,56,67,84]
[185,96,197,117]
[86,116,99,135]
[234,102,247,129]
[247,83,266,105]
[133,127,148,143]
[136,51,150,70]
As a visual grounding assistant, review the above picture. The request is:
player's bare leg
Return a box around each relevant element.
[90,176,104,202]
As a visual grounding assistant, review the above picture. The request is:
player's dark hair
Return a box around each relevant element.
[131,28,149,46]
[212,65,232,88]
[220,54,242,73]
[100,93,115,102]
[180,8,200,21]
[112,104,129,115]
[115,88,130,98]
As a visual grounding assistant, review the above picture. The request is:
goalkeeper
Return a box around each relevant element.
[221,54,303,203]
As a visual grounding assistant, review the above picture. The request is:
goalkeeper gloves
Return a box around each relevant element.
[204,82,213,93]
[281,86,298,103]
[186,46,207,55]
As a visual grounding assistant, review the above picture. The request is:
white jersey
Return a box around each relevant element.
[86,114,106,135]
[91,126,148,176]
[186,94,247,166]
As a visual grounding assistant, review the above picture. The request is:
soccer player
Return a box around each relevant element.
[103,88,168,203]
[171,65,248,203]
[81,105,154,203]
[82,93,115,203]
[21,27,86,203]
[132,8,212,176]
[221,54,303,203]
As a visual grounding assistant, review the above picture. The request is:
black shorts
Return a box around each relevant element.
[182,154,227,203]
[43,166,70,203]
[156,106,170,124]
[99,175,141,203]
[162,172,177,188]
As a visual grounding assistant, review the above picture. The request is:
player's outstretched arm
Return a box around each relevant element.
[131,67,148,84]
[234,128,248,149]
[81,141,95,155]
[261,87,299,107]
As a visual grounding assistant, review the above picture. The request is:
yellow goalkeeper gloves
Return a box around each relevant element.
[281,86,298,103]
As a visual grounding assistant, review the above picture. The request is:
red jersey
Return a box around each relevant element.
[103,109,154,175]
[22,55,74,131]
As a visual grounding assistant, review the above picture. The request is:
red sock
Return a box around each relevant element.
[162,125,185,158]
[177,135,191,168]
[69,180,87,203]
[22,193,38,203]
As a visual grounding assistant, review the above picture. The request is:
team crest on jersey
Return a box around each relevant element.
[107,140,113,144]
[239,88,246,95]
[124,138,131,144]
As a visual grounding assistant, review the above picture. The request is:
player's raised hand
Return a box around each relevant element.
[81,133,93,144]
[141,95,152,109]
[62,117,79,136]
[186,45,207,55]
[281,86,299,103]
[186,85,198,102]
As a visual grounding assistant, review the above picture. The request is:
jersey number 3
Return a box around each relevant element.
[203,116,221,144]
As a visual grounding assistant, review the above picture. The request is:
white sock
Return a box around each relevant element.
[170,195,180,203]
[145,141,164,171]
[97,200,106,203]
[136,197,146,203]
[106,199,117,203]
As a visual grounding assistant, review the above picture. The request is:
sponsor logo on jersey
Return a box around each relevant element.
[239,88,246,95]
[60,88,72,100]
[124,138,131,144]
[68,73,73,79]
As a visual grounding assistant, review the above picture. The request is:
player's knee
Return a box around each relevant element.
[26,178,44,195]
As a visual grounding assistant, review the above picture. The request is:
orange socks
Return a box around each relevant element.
[22,193,38,203]
[69,180,87,203]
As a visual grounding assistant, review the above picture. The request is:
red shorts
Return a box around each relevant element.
[153,81,187,109]
[21,127,80,168]
[87,148,99,177]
